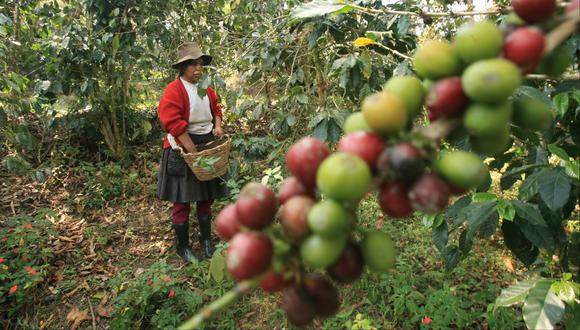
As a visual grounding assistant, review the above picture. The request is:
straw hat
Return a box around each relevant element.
[172,42,212,68]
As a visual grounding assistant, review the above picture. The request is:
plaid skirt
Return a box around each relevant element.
[157,132,230,203]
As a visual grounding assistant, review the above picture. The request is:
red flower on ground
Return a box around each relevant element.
[164,277,171,282]
[423,316,431,325]
[0,257,4,263]
[25,224,33,229]
[376,219,384,229]
[9,286,17,294]
[147,280,153,286]
[169,290,175,297]
[26,266,37,275]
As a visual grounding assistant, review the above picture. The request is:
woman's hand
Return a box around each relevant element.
[213,126,224,138]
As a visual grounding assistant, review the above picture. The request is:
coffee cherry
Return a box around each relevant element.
[462,58,521,103]
[300,234,347,269]
[277,176,314,205]
[463,102,513,137]
[327,241,364,283]
[414,40,461,79]
[503,27,545,73]
[344,112,373,134]
[303,274,341,318]
[337,132,386,169]
[455,20,503,64]
[434,151,488,190]
[360,230,396,272]
[286,137,330,190]
[361,92,408,135]
[379,181,414,218]
[226,232,273,281]
[409,174,450,214]
[260,269,293,293]
[377,142,426,183]
[236,182,278,230]
[280,196,315,240]
[317,152,371,203]
[382,76,426,119]
[215,203,241,241]
[512,0,556,24]
[426,77,469,120]
[281,286,316,326]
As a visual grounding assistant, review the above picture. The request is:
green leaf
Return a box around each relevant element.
[291,1,350,19]
[397,16,410,35]
[497,200,516,221]
[459,229,473,254]
[503,163,547,179]
[516,216,556,252]
[312,118,329,142]
[327,118,343,143]
[422,214,443,228]
[512,201,546,227]
[502,221,539,266]
[495,278,541,309]
[209,253,225,282]
[442,245,462,271]
[472,192,497,203]
[519,171,541,200]
[551,281,577,303]
[432,221,448,252]
[553,92,570,117]
[548,144,570,160]
[443,195,472,221]
[466,201,498,233]
[523,280,565,330]
[516,86,553,107]
[537,167,572,211]
[3,155,31,173]
[112,35,120,51]
[513,201,556,252]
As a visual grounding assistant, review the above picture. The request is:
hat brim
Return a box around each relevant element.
[172,55,212,69]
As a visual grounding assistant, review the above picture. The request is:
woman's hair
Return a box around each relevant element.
[177,59,195,77]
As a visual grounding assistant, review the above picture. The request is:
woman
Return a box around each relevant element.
[157,42,229,263]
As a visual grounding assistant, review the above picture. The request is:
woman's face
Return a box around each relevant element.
[182,59,204,83]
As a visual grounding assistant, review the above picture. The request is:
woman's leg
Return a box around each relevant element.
[197,200,215,258]
[172,202,197,263]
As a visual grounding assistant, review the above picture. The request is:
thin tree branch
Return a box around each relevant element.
[179,277,261,330]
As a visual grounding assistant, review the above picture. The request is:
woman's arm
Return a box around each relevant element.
[158,83,188,138]
[213,116,223,138]
[177,132,197,154]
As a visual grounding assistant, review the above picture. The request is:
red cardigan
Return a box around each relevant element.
[158,78,222,149]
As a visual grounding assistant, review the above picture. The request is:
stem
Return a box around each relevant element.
[544,9,580,54]
[179,277,261,330]
[525,73,580,81]
[374,43,412,60]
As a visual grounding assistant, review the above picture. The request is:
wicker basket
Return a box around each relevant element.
[171,135,231,181]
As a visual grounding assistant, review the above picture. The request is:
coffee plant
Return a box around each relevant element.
[181,1,579,329]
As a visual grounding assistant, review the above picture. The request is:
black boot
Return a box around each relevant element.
[198,215,216,259]
[172,223,198,263]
